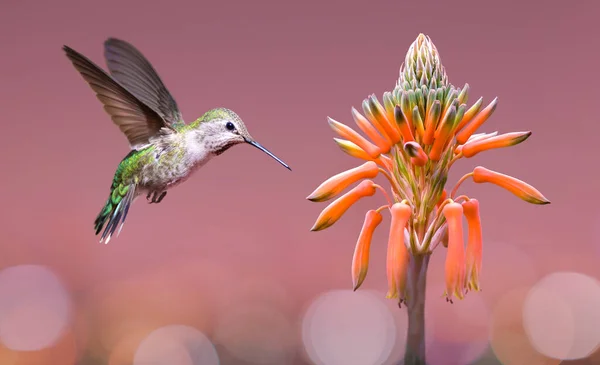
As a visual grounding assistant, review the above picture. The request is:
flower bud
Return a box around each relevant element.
[386,202,412,301]
[455,97,498,145]
[472,166,550,205]
[352,210,383,290]
[310,180,377,231]
[352,107,392,154]
[328,117,381,159]
[307,161,379,202]
[442,202,466,301]
[462,199,483,292]
[461,131,531,158]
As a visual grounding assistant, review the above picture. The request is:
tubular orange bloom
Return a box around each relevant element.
[462,199,482,292]
[423,100,441,145]
[352,210,383,291]
[404,141,428,166]
[383,91,397,126]
[412,106,425,139]
[455,97,483,133]
[333,138,373,161]
[461,131,532,158]
[352,107,393,154]
[328,117,382,159]
[394,106,415,143]
[455,97,499,145]
[429,105,457,161]
[307,161,379,202]
[442,202,466,301]
[386,202,412,301]
[472,166,550,205]
[400,92,415,132]
[310,180,377,231]
[367,95,403,144]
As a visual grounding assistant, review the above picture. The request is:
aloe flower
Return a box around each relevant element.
[307,34,549,364]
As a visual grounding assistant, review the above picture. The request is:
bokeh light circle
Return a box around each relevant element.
[523,271,600,360]
[133,325,219,365]
[0,264,72,351]
[302,290,396,365]
[490,288,561,365]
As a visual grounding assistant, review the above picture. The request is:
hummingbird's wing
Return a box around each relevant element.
[103,38,185,129]
[63,46,176,150]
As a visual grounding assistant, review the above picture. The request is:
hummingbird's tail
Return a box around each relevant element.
[94,184,136,244]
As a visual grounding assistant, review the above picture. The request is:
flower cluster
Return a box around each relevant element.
[307,34,549,304]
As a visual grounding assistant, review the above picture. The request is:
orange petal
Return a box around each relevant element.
[307,161,379,202]
[328,117,382,159]
[386,202,412,301]
[367,95,402,144]
[423,100,441,145]
[310,180,377,231]
[462,199,482,292]
[352,210,383,290]
[429,105,457,161]
[394,106,415,143]
[351,107,393,154]
[461,131,531,158]
[412,106,425,139]
[455,97,483,133]
[404,141,428,166]
[455,97,498,145]
[333,138,373,161]
[472,166,550,205]
[442,202,466,301]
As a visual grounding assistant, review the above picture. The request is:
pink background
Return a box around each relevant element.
[1,0,599,364]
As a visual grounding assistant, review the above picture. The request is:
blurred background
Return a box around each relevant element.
[1,0,599,364]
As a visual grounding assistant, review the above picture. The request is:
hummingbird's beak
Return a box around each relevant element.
[244,138,291,170]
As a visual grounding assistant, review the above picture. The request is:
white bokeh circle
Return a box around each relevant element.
[302,290,396,365]
[134,325,219,365]
[0,264,72,351]
[523,272,600,360]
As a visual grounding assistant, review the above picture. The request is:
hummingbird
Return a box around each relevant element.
[63,38,291,244]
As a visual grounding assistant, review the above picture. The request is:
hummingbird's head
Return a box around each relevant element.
[198,108,291,170]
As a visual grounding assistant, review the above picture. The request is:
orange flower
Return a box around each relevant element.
[394,106,415,143]
[307,161,379,202]
[461,131,531,158]
[455,97,483,133]
[442,202,466,301]
[411,105,426,139]
[365,96,402,144]
[429,105,459,161]
[333,138,373,161]
[328,117,381,159]
[308,34,549,307]
[404,141,428,166]
[352,107,393,154]
[423,100,441,145]
[472,166,550,205]
[386,202,412,301]
[310,180,377,231]
[455,97,499,145]
[462,199,482,292]
[352,210,383,290]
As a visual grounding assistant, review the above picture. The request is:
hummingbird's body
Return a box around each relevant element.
[63,39,290,243]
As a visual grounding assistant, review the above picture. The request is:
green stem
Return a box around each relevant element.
[403,253,430,365]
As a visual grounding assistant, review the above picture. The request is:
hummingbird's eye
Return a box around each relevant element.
[225,122,235,131]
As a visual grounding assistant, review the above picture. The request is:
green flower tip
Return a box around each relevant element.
[397,33,448,91]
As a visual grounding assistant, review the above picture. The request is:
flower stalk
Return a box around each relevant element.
[307,33,550,365]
